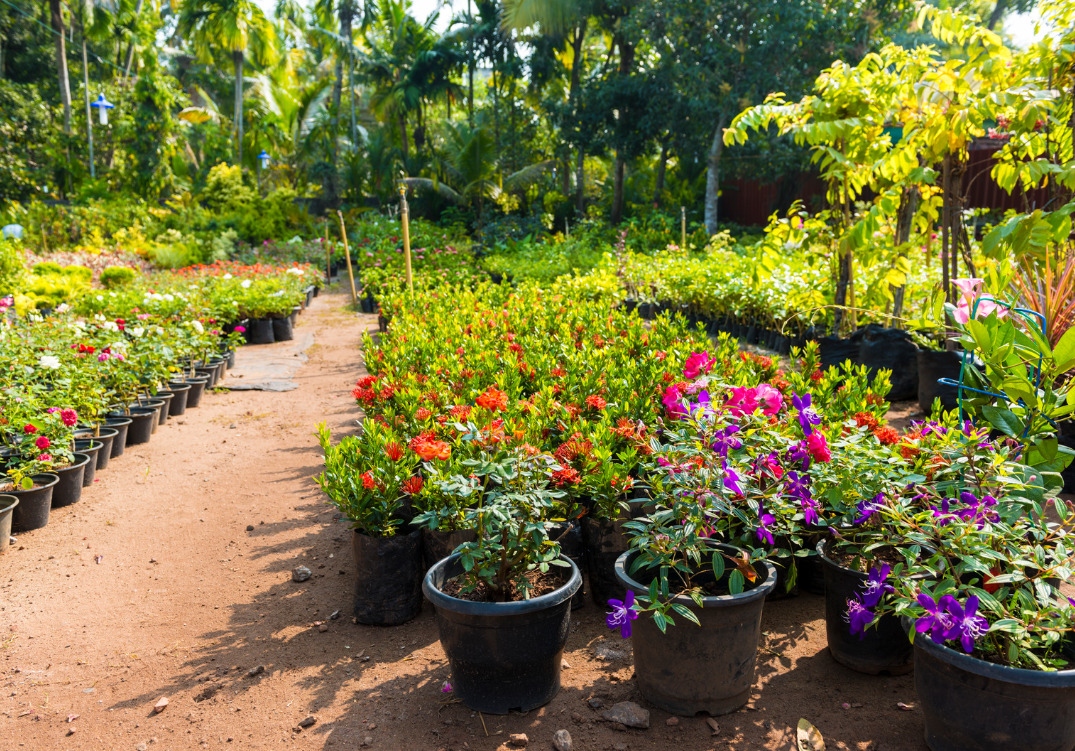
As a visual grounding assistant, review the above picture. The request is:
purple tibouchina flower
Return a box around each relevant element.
[944,595,989,654]
[606,590,639,639]
[855,493,885,524]
[755,511,775,546]
[688,390,716,420]
[784,470,811,501]
[722,461,743,495]
[860,563,893,608]
[784,442,812,471]
[710,424,742,457]
[915,593,956,642]
[845,596,875,638]
[801,498,819,526]
[441,680,453,693]
[792,392,821,436]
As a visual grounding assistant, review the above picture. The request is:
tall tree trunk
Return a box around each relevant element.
[575,148,585,213]
[122,0,144,83]
[234,49,244,166]
[341,5,356,148]
[653,141,669,207]
[568,25,586,212]
[986,0,1008,30]
[327,56,343,204]
[82,36,95,179]
[611,154,626,224]
[50,0,72,135]
[703,115,727,235]
[890,184,921,323]
[467,0,474,127]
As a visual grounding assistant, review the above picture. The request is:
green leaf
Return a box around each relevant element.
[729,569,745,595]
[981,405,1022,437]
[711,553,726,581]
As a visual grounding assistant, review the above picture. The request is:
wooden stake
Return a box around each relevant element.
[323,219,331,284]
[337,210,358,306]
[681,206,686,250]
[400,187,414,301]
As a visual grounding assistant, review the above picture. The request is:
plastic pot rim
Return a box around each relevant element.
[614,543,777,608]
[6,472,60,493]
[0,494,18,514]
[423,552,581,617]
[912,625,1075,687]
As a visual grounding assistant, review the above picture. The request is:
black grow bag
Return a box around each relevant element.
[917,349,964,413]
[351,527,423,626]
[856,325,919,401]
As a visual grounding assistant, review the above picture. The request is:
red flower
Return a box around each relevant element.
[873,426,899,445]
[449,405,471,419]
[361,471,376,490]
[414,407,432,421]
[854,412,880,430]
[551,467,581,486]
[401,476,424,495]
[356,375,377,389]
[23,424,37,434]
[476,386,508,412]
[805,432,831,463]
[60,409,78,427]
[37,453,52,462]
[585,395,607,410]
[810,370,823,382]
[384,443,404,461]
[35,436,50,450]
[411,433,451,461]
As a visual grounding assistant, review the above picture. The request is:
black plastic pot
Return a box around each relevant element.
[137,399,166,431]
[818,540,913,675]
[247,318,275,345]
[164,382,192,416]
[421,527,476,572]
[272,315,294,342]
[79,427,117,469]
[195,366,218,388]
[550,520,586,609]
[146,394,173,425]
[0,495,17,553]
[180,377,209,408]
[224,349,236,370]
[424,552,581,714]
[917,349,964,414]
[105,417,132,458]
[615,544,777,715]
[914,630,1075,751]
[73,440,102,487]
[582,515,631,607]
[121,407,158,446]
[797,531,826,595]
[351,527,423,626]
[8,473,59,532]
[856,326,919,401]
[51,453,91,508]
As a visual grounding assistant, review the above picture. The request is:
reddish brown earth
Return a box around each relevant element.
[3,290,938,751]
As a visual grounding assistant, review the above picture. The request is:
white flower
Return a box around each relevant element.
[38,355,61,369]
[286,268,305,276]
[240,280,252,289]
[191,320,204,334]
[102,321,119,332]
[96,295,104,301]
[130,326,145,338]
[223,273,233,280]
[163,293,175,302]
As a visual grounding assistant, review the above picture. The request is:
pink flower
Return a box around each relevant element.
[953,278,1007,324]
[662,383,688,419]
[725,387,760,418]
[683,352,714,380]
[755,383,783,416]
[806,432,831,463]
[61,409,78,427]
[98,353,110,361]
[35,436,50,450]
[37,453,52,462]
[234,326,246,333]
[46,407,60,414]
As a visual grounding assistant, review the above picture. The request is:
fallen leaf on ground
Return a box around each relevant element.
[797,718,825,751]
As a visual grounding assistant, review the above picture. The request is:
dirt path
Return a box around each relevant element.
[1,291,926,751]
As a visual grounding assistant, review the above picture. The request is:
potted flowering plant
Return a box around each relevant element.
[419,432,581,715]
[316,420,428,626]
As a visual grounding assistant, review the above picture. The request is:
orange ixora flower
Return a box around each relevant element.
[383,442,404,461]
[585,394,607,411]
[410,432,451,461]
[401,476,424,495]
[475,385,508,412]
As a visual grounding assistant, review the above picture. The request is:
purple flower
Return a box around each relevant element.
[710,424,742,457]
[784,442,812,471]
[944,595,989,654]
[801,498,820,526]
[845,596,875,638]
[860,563,893,608]
[722,461,743,495]
[784,470,811,501]
[606,590,639,639]
[688,390,717,420]
[854,493,884,524]
[441,680,453,693]
[755,511,775,546]
[915,593,955,643]
[792,392,821,436]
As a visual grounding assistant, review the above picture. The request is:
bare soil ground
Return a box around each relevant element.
[2,291,936,751]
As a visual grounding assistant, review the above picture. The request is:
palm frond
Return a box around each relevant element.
[400,177,463,204]
[504,160,556,193]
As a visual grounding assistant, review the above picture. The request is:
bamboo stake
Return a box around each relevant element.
[337,210,358,306]
[400,185,414,301]
[323,219,331,284]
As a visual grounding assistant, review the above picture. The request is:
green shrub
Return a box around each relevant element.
[100,266,138,289]
[32,261,63,276]
[149,244,193,269]
[0,239,26,296]
[63,265,93,283]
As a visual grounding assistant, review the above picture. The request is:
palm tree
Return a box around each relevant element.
[179,0,275,166]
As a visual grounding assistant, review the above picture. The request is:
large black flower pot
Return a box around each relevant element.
[135,399,166,431]
[120,407,158,446]
[178,377,209,409]
[247,318,275,345]
[51,453,91,508]
[856,326,919,401]
[615,544,776,715]
[0,495,17,553]
[917,349,964,414]
[351,528,423,626]
[818,540,913,675]
[424,552,581,715]
[195,366,218,388]
[272,315,294,342]
[104,417,132,458]
[8,473,59,532]
[73,440,102,487]
[165,381,192,414]
[914,631,1075,751]
[145,394,172,426]
[549,520,586,609]
[84,427,117,470]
